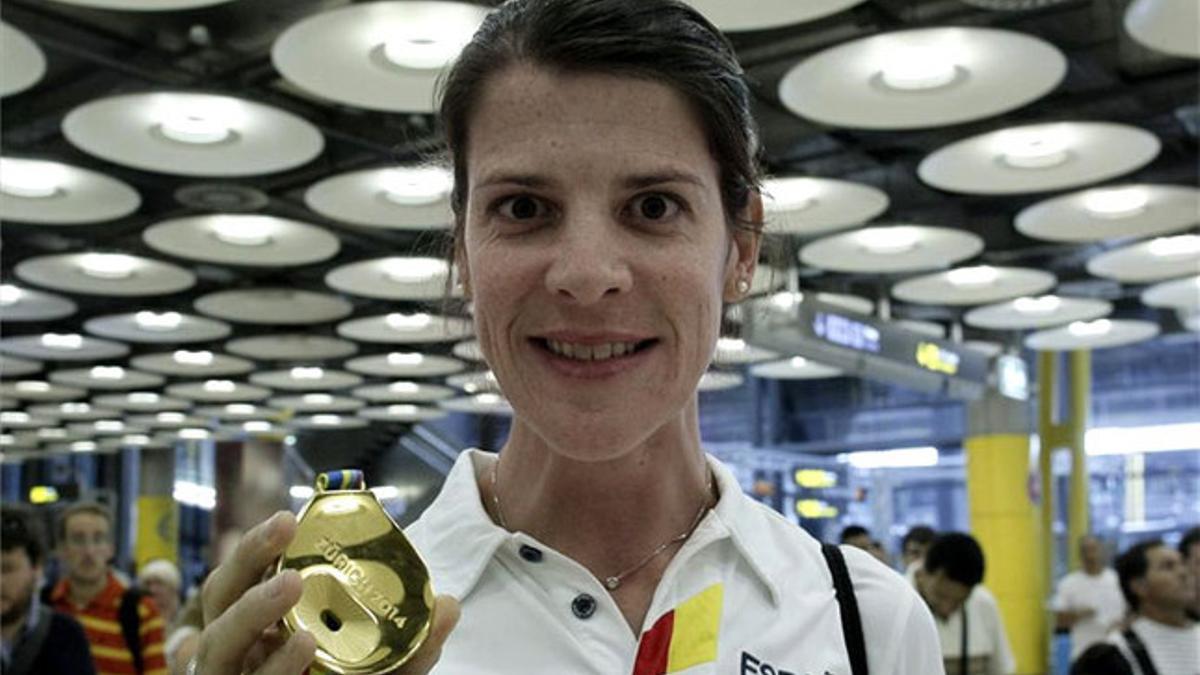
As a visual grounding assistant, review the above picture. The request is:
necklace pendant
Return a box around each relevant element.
[605,576,621,590]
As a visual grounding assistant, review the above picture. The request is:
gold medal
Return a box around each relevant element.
[277,470,435,674]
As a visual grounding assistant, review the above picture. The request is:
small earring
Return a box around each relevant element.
[736,279,751,295]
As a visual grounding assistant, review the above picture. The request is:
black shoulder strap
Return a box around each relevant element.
[960,601,969,675]
[1122,628,1159,675]
[821,543,869,675]
[7,605,54,675]
[118,589,144,675]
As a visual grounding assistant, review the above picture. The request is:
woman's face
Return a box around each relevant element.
[459,65,758,461]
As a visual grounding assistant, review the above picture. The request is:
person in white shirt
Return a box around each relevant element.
[1109,540,1200,675]
[183,1,948,674]
[1054,535,1128,660]
[915,532,1016,675]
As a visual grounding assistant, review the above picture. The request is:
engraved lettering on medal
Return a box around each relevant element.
[315,535,408,630]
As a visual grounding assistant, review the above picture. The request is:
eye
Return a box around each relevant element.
[497,194,549,220]
[630,193,681,221]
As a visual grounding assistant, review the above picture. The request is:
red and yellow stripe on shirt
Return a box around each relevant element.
[633,583,724,675]
[51,573,169,675]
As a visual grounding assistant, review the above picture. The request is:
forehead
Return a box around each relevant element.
[465,65,716,181]
[65,512,110,532]
[1147,546,1180,566]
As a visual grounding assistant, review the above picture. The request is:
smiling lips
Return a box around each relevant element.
[532,332,658,370]
[545,338,642,361]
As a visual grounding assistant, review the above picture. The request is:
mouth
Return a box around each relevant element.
[530,336,659,362]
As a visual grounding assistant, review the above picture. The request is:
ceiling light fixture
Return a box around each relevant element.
[203,380,236,393]
[157,412,185,423]
[312,414,341,425]
[386,312,432,330]
[128,392,160,404]
[0,284,23,306]
[71,441,97,453]
[173,350,214,366]
[763,178,819,211]
[947,265,999,286]
[303,393,334,405]
[879,48,960,91]
[717,338,747,352]
[159,111,233,145]
[60,403,90,414]
[1082,186,1149,218]
[290,366,325,380]
[387,352,425,366]
[388,382,421,393]
[1068,319,1112,337]
[79,253,137,280]
[1,412,30,424]
[211,216,275,247]
[475,393,502,405]
[243,420,272,432]
[1013,295,1062,314]
[387,404,419,416]
[380,167,453,205]
[135,311,183,331]
[41,333,83,350]
[90,366,126,380]
[382,257,447,282]
[789,357,809,368]
[94,420,124,432]
[859,227,921,254]
[769,291,804,311]
[0,158,64,198]
[178,428,211,440]
[122,434,151,446]
[15,381,50,393]
[381,32,468,71]
[225,403,256,415]
[998,128,1071,169]
[1147,234,1200,258]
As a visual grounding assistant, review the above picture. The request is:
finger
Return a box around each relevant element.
[396,594,461,674]
[243,628,290,673]
[199,570,303,674]
[255,630,316,675]
[202,511,297,622]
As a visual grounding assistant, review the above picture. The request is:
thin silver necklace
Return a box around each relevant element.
[490,459,714,591]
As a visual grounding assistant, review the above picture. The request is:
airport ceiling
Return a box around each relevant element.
[0,0,1197,459]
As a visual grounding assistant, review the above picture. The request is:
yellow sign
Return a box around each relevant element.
[916,341,960,375]
[795,499,839,519]
[793,469,837,489]
[29,485,59,504]
[135,495,178,568]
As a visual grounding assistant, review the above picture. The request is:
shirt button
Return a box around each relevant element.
[518,545,543,562]
[571,593,597,619]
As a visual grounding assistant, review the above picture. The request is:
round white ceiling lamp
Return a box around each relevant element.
[325,256,458,301]
[249,367,364,391]
[27,401,116,421]
[272,2,491,113]
[166,380,272,403]
[225,334,358,362]
[130,350,253,377]
[892,265,1057,306]
[357,404,448,424]
[127,412,211,430]
[68,420,150,438]
[749,356,845,380]
[92,391,190,413]
[305,166,454,230]
[964,295,1113,330]
[62,92,324,177]
[15,252,196,297]
[343,352,465,378]
[762,177,890,236]
[18,427,94,445]
[290,414,369,431]
[336,312,474,344]
[0,411,56,431]
[684,0,866,31]
[50,366,165,391]
[352,381,456,403]
[1124,0,1199,59]
[0,334,129,361]
[0,356,43,378]
[269,394,365,414]
[1,22,46,98]
[439,393,513,416]
[143,214,341,267]
[1086,234,1200,283]
[918,122,1161,195]
[195,289,354,325]
[1178,309,1200,332]
[1141,275,1199,311]
[0,157,141,224]
[46,0,236,10]
[452,339,485,362]
[84,311,232,344]
[799,225,984,274]
[779,27,1066,130]
[1015,184,1199,243]
[698,371,745,392]
[0,380,86,402]
[712,337,778,365]
[191,403,283,422]
[1025,319,1160,351]
[445,370,500,394]
[0,284,76,322]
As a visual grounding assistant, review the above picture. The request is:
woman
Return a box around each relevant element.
[190,1,943,673]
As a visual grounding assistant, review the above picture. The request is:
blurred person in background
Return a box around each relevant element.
[915,532,1016,675]
[1178,527,1199,621]
[868,539,892,567]
[1109,540,1199,675]
[136,559,181,626]
[902,525,938,579]
[840,524,873,550]
[1054,535,1128,661]
[1,506,95,675]
[49,502,168,675]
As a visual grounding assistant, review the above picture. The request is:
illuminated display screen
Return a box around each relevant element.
[812,312,881,353]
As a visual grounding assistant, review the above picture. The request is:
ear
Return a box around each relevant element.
[722,190,763,303]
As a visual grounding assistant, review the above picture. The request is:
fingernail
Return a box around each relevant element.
[265,511,288,542]
[270,570,295,597]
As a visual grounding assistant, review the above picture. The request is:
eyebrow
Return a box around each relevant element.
[474,169,708,191]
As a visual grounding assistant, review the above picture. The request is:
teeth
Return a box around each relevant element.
[546,339,641,361]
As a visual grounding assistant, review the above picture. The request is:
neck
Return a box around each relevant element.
[486,401,714,582]
[1082,563,1103,575]
[68,573,108,608]
[1139,604,1191,628]
[1,613,27,643]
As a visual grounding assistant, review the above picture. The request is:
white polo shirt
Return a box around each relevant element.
[1051,568,1126,659]
[406,449,945,675]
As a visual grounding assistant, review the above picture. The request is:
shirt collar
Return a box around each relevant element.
[415,449,783,607]
[52,572,124,611]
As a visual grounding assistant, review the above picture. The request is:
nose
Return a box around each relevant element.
[544,212,632,305]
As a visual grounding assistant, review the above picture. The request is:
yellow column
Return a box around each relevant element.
[966,394,1044,675]
[135,446,179,567]
[1066,350,1091,571]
